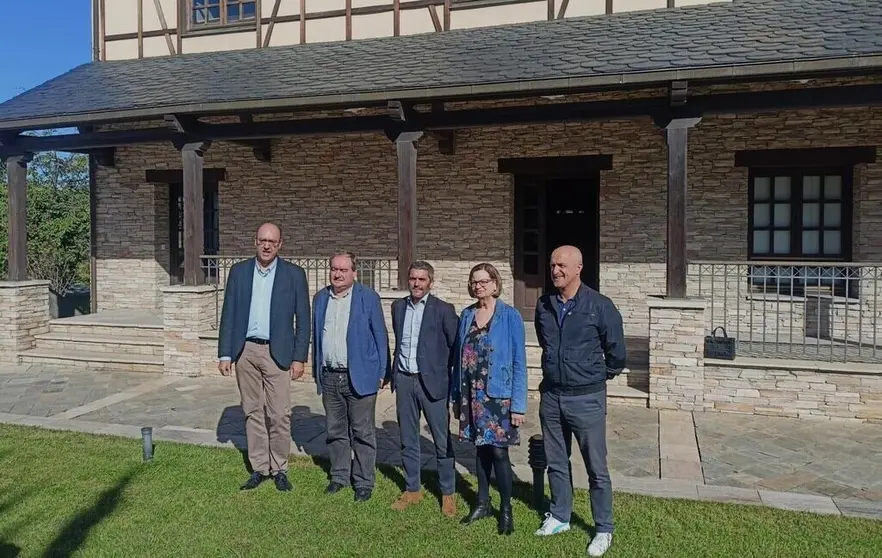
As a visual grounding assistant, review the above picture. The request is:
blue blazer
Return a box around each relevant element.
[312,282,389,397]
[218,257,311,369]
[390,294,458,402]
[451,299,528,415]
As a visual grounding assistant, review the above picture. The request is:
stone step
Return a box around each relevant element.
[47,319,163,342]
[18,348,163,374]
[33,332,164,357]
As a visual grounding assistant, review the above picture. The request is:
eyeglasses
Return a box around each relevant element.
[469,279,493,287]
[256,238,280,246]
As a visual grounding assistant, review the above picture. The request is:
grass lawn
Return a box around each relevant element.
[1,424,881,557]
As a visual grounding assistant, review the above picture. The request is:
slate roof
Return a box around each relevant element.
[1,0,881,129]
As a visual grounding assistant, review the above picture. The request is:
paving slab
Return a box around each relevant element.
[758,490,841,515]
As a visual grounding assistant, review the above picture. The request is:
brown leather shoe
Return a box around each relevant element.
[441,494,457,518]
[391,490,424,511]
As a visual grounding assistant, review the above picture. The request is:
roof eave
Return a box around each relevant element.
[2,54,882,133]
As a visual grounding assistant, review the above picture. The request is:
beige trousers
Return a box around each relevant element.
[236,342,292,475]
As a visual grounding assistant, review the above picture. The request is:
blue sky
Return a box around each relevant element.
[0,1,93,103]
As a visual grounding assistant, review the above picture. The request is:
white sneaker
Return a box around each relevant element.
[587,532,613,557]
[534,512,571,536]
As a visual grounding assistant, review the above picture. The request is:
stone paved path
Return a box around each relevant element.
[2,364,882,520]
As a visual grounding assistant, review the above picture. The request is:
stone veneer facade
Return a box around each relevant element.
[92,78,882,340]
[0,281,51,365]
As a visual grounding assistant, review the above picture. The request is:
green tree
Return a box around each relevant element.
[0,151,90,294]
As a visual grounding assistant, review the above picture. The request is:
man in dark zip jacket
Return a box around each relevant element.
[532,245,625,558]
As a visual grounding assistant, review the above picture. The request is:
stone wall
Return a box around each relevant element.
[705,360,882,423]
[0,281,51,365]
[93,80,882,343]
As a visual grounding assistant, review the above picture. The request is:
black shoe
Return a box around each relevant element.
[325,481,345,495]
[354,488,372,502]
[461,501,492,525]
[498,505,514,535]
[273,472,292,492]
[240,471,268,490]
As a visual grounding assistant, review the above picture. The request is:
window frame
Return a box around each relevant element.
[186,0,258,33]
[746,166,854,262]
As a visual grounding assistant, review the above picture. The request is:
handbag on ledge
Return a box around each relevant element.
[704,326,736,360]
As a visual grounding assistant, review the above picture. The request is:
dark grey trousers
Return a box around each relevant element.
[395,371,456,495]
[539,390,614,533]
[321,371,378,490]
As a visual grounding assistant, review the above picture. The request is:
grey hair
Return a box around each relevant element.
[329,251,357,271]
[407,260,435,281]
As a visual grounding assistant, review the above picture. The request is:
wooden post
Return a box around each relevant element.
[256,0,263,48]
[180,142,210,286]
[393,0,401,36]
[443,0,451,31]
[663,117,701,298]
[6,154,31,281]
[396,132,422,290]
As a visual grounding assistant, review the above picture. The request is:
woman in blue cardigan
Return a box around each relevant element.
[452,263,528,535]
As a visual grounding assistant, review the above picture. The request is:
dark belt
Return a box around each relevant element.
[398,369,420,376]
[246,337,270,345]
[323,366,348,373]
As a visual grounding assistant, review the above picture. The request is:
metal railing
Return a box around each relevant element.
[199,255,397,329]
[692,261,882,363]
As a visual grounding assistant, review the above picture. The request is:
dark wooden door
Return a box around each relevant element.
[169,182,220,284]
[513,177,547,320]
[545,177,600,291]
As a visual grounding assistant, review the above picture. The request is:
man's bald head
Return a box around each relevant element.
[550,244,583,295]
[254,222,282,267]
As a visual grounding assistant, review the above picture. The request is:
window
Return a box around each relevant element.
[747,168,856,298]
[748,169,851,260]
[191,0,256,27]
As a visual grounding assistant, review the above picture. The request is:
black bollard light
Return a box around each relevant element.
[141,427,153,461]
[527,434,547,510]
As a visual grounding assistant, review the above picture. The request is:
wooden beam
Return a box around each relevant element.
[345,0,352,40]
[177,0,184,55]
[498,154,613,175]
[99,0,106,61]
[734,146,877,168]
[606,0,613,14]
[547,0,554,20]
[264,0,282,47]
[256,0,263,48]
[5,154,31,281]
[556,0,569,19]
[88,153,98,312]
[180,142,210,286]
[137,0,144,58]
[300,0,306,43]
[153,0,176,55]
[395,132,422,290]
[443,0,451,30]
[92,0,100,60]
[394,0,401,36]
[662,117,701,299]
[428,4,442,31]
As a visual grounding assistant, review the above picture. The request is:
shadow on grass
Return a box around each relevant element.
[214,402,593,532]
[0,543,21,558]
[39,469,137,558]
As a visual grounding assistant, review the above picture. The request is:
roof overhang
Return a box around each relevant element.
[2,54,881,133]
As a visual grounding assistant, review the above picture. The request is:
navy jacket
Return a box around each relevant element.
[390,294,458,402]
[534,283,626,395]
[452,300,528,415]
[312,282,389,397]
[218,257,311,369]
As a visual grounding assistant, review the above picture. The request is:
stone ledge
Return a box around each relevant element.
[0,280,51,289]
[705,356,882,376]
[160,285,219,294]
[647,296,707,310]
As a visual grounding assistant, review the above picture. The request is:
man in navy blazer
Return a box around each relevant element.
[389,261,459,517]
[312,251,389,502]
[218,222,310,492]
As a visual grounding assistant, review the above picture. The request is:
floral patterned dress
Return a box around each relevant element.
[458,317,520,448]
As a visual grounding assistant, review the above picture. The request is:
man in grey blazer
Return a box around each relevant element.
[389,261,459,517]
[218,222,310,492]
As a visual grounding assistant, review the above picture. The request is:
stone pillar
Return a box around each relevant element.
[0,281,51,365]
[162,285,217,376]
[647,297,708,411]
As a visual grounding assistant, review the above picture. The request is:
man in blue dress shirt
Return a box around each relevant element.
[218,222,311,492]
